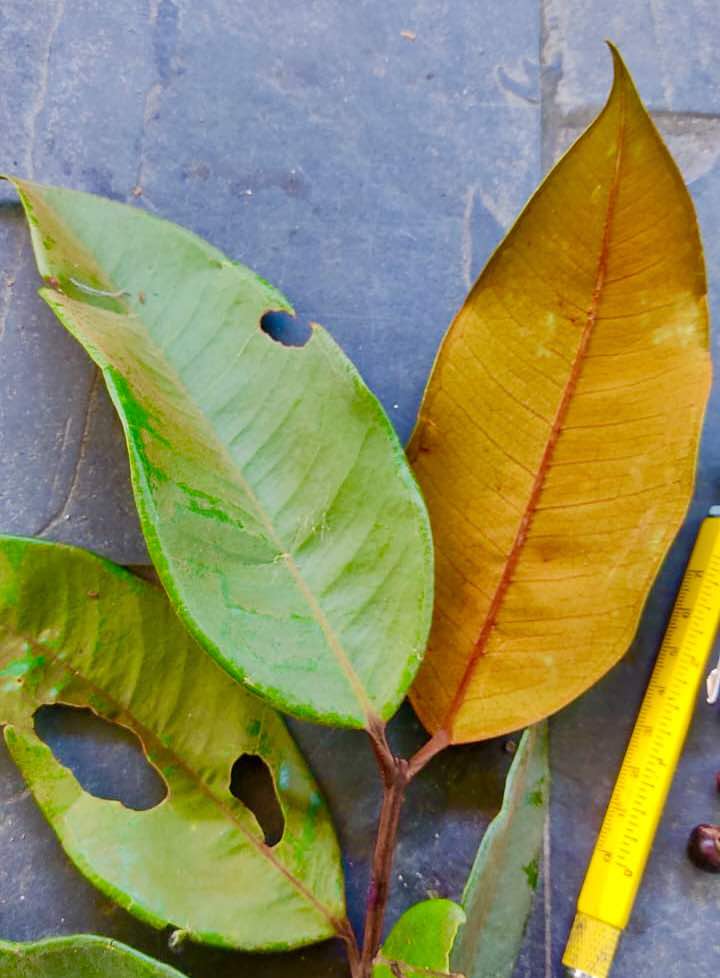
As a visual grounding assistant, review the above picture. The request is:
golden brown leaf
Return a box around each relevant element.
[408,46,711,744]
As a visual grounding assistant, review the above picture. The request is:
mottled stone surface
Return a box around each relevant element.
[1,1,720,977]
[543,0,720,116]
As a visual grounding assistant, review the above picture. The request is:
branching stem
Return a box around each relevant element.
[354,722,451,977]
[408,729,451,779]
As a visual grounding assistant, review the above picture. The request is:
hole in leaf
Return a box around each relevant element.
[229,754,285,846]
[260,310,312,347]
[34,705,168,811]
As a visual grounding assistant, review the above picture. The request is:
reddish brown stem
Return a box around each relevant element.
[367,714,397,786]
[359,755,409,975]
[356,723,451,977]
[407,728,451,779]
[337,918,362,978]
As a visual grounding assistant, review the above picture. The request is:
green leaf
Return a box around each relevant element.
[0,936,187,978]
[451,723,549,978]
[374,899,466,978]
[6,177,434,730]
[0,535,345,951]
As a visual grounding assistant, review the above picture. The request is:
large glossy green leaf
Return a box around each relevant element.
[0,536,345,951]
[0,936,187,978]
[6,177,434,730]
[451,723,549,978]
[373,899,466,978]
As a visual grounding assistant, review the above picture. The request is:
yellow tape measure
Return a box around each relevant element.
[563,508,720,978]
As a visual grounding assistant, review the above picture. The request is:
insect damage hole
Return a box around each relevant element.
[34,705,168,811]
[259,310,312,347]
[229,754,285,846]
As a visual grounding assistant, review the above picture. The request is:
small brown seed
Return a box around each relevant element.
[687,824,720,872]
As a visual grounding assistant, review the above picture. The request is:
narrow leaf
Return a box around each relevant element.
[451,723,549,978]
[374,899,466,978]
[6,178,433,730]
[0,536,345,951]
[408,45,711,742]
[0,936,187,978]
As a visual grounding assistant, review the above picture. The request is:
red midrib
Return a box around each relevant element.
[441,90,627,734]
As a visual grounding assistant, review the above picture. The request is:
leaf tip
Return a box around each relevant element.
[604,40,632,92]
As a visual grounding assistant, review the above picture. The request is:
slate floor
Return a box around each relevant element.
[1,2,720,976]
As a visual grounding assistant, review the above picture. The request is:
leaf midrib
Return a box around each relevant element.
[439,82,628,735]
[12,630,342,933]
[29,192,375,726]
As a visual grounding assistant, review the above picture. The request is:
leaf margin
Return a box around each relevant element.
[450,722,549,978]
[0,935,187,978]
[3,173,435,732]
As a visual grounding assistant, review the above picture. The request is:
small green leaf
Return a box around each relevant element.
[0,535,345,951]
[451,722,549,978]
[374,899,466,978]
[7,177,434,730]
[0,935,187,978]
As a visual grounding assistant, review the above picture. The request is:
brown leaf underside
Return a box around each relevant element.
[408,47,710,743]
[443,77,625,725]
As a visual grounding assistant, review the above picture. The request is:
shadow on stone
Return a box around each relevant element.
[34,704,168,811]
[260,310,312,347]
[229,753,285,846]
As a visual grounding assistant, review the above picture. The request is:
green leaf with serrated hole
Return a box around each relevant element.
[0,535,345,951]
[373,899,466,978]
[0,936,187,978]
[7,176,434,730]
[451,722,549,978]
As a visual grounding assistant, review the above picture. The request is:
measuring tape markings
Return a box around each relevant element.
[564,515,720,975]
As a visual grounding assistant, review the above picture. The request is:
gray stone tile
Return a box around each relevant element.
[544,0,720,116]
[0,0,159,563]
